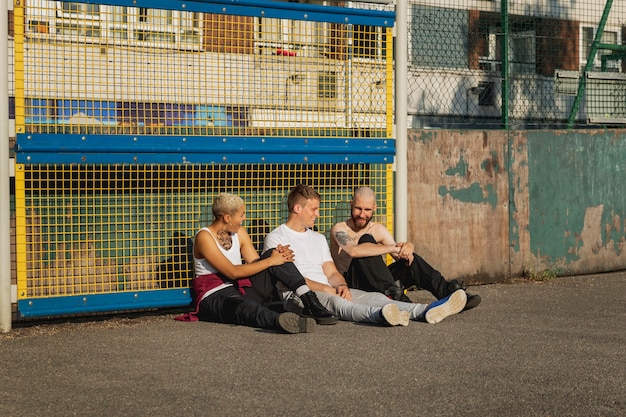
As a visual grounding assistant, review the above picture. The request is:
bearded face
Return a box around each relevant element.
[350,197,375,230]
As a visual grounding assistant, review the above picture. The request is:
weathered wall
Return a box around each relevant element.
[408,129,626,283]
[520,130,626,275]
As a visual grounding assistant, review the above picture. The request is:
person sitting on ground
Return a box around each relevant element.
[330,186,481,310]
[263,184,467,326]
[176,192,337,333]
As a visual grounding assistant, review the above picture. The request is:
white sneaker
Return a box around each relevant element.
[381,303,410,326]
[424,289,467,324]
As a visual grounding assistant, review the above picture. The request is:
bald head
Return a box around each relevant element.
[353,186,377,203]
[349,187,377,230]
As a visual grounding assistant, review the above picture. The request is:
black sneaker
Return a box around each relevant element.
[447,279,481,311]
[277,312,316,334]
[384,285,411,302]
[464,293,481,310]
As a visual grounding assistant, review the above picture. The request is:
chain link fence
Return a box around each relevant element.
[405,0,625,129]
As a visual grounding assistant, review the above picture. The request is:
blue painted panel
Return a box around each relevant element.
[16,135,395,164]
[17,289,192,318]
[94,0,395,26]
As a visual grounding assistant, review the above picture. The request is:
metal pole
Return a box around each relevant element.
[567,0,613,129]
[501,0,509,130]
[1,0,12,332]
[394,0,408,241]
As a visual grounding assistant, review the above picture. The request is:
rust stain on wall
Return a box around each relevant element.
[408,130,509,284]
[565,205,626,273]
[509,132,533,274]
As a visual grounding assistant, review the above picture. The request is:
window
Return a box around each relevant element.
[411,5,468,70]
[61,2,100,16]
[50,3,202,49]
[350,24,387,61]
[135,8,175,43]
[478,82,495,107]
[254,0,333,55]
[581,27,621,72]
[109,6,129,40]
[56,2,101,37]
[318,71,337,99]
[256,17,329,56]
[132,8,201,46]
[477,23,536,73]
[352,25,381,59]
[180,12,202,45]
[509,30,536,72]
[478,25,500,72]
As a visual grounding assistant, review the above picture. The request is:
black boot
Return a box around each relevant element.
[300,292,339,325]
[384,280,411,303]
[447,280,481,311]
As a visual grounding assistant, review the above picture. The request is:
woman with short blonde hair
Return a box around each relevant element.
[176,192,337,333]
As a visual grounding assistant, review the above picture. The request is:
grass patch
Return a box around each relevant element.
[522,267,562,282]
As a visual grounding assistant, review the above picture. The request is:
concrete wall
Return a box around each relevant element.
[407,129,626,284]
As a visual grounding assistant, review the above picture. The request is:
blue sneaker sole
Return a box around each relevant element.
[425,289,467,324]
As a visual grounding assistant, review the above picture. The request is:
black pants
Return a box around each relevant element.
[244,249,307,306]
[198,286,279,329]
[345,234,450,300]
[197,248,307,329]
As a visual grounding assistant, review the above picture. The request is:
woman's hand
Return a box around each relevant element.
[268,244,295,266]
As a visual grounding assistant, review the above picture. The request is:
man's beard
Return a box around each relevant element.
[351,215,370,230]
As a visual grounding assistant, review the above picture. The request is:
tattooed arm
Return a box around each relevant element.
[329,221,400,260]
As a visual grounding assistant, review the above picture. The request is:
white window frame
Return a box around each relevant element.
[107,6,130,41]
[55,1,101,38]
[478,26,500,72]
[479,25,536,73]
[255,17,330,57]
[581,26,621,72]
[45,2,202,50]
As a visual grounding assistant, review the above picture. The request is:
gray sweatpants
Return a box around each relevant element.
[283,288,428,324]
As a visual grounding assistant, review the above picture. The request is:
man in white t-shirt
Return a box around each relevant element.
[263,184,467,326]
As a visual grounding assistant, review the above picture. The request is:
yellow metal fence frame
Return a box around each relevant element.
[12,1,396,317]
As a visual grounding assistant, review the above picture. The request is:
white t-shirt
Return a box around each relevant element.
[264,224,332,286]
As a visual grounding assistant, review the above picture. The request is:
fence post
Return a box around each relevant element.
[1,0,12,332]
[395,0,408,241]
[501,0,509,129]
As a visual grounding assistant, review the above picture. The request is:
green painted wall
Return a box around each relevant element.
[527,130,626,269]
[408,129,626,283]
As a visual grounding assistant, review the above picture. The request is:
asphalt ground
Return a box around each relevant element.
[1,272,625,417]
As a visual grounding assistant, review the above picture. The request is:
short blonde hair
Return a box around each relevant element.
[212,193,244,219]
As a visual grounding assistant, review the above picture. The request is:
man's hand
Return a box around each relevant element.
[396,242,415,265]
[335,285,352,301]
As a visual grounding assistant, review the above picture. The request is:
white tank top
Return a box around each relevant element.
[193,227,242,276]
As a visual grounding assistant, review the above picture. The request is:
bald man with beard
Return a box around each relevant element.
[330,186,481,310]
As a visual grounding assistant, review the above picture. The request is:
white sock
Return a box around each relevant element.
[295,285,310,297]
